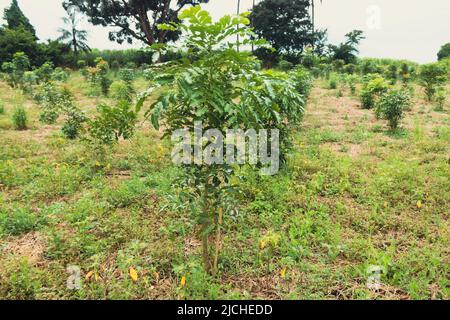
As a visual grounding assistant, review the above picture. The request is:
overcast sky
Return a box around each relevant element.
[0,0,449,63]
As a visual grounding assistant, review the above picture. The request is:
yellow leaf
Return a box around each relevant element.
[95,161,101,167]
[280,267,287,279]
[85,270,94,280]
[129,267,138,282]
[180,276,186,287]
[259,239,266,250]
[416,200,423,209]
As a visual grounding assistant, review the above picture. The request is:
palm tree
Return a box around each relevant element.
[58,6,90,56]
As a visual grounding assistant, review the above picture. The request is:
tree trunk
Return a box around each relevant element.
[251,0,255,53]
[72,27,78,56]
[311,0,315,49]
[237,0,241,52]
[136,7,155,45]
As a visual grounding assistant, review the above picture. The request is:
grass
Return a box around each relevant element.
[0,72,448,300]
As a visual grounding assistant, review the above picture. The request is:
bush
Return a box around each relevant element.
[51,67,69,82]
[1,52,31,88]
[289,67,312,98]
[375,89,411,130]
[328,75,338,89]
[88,101,137,145]
[35,62,54,83]
[61,108,87,139]
[386,64,398,84]
[77,60,86,69]
[0,207,38,236]
[345,74,359,94]
[419,62,448,101]
[278,59,294,71]
[12,106,28,130]
[109,80,133,103]
[343,64,356,74]
[434,89,446,111]
[0,102,4,114]
[118,68,135,85]
[95,58,112,96]
[360,75,390,109]
[37,83,71,124]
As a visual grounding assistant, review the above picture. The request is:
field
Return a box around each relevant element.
[0,70,448,300]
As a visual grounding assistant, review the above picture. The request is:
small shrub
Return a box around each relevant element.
[289,67,312,98]
[419,62,447,101]
[346,74,359,94]
[0,207,38,236]
[360,75,390,109]
[37,83,73,124]
[375,89,411,130]
[118,68,135,85]
[77,60,86,69]
[434,89,446,111]
[51,67,69,82]
[109,80,133,102]
[61,108,87,139]
[88,101,137,145]
[343,63,356,74]
[360,89,374,109]
[12,106,28,130]
[278,59,294,71]
[386,64,398,84]
[1,52,31,88]
[0,260,41,299]
[0,102,5,115]
[97,59,112,96]
[328,75,338,89]
[35,62,54,83]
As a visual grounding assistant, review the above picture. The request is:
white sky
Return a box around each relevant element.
[0,0,449,63]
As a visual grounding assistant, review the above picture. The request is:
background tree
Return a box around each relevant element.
[3,0,37,38]
[328,30,365,64]
[58,6,90,55]
[312,28,328,56]
[0,27,38,64]
[63,0,209,45]
[250,0,314,57]
[437,43,450,61]
[0,1,39,64]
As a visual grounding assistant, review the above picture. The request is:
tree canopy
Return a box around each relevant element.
[63,0,210,45]
[3,0,37,38]
[328,30,365,64]
[0,27,39,64]
[437,43,450,61]
[250,0,314,55]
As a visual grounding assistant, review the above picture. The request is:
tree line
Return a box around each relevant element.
[0,0,449,69]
